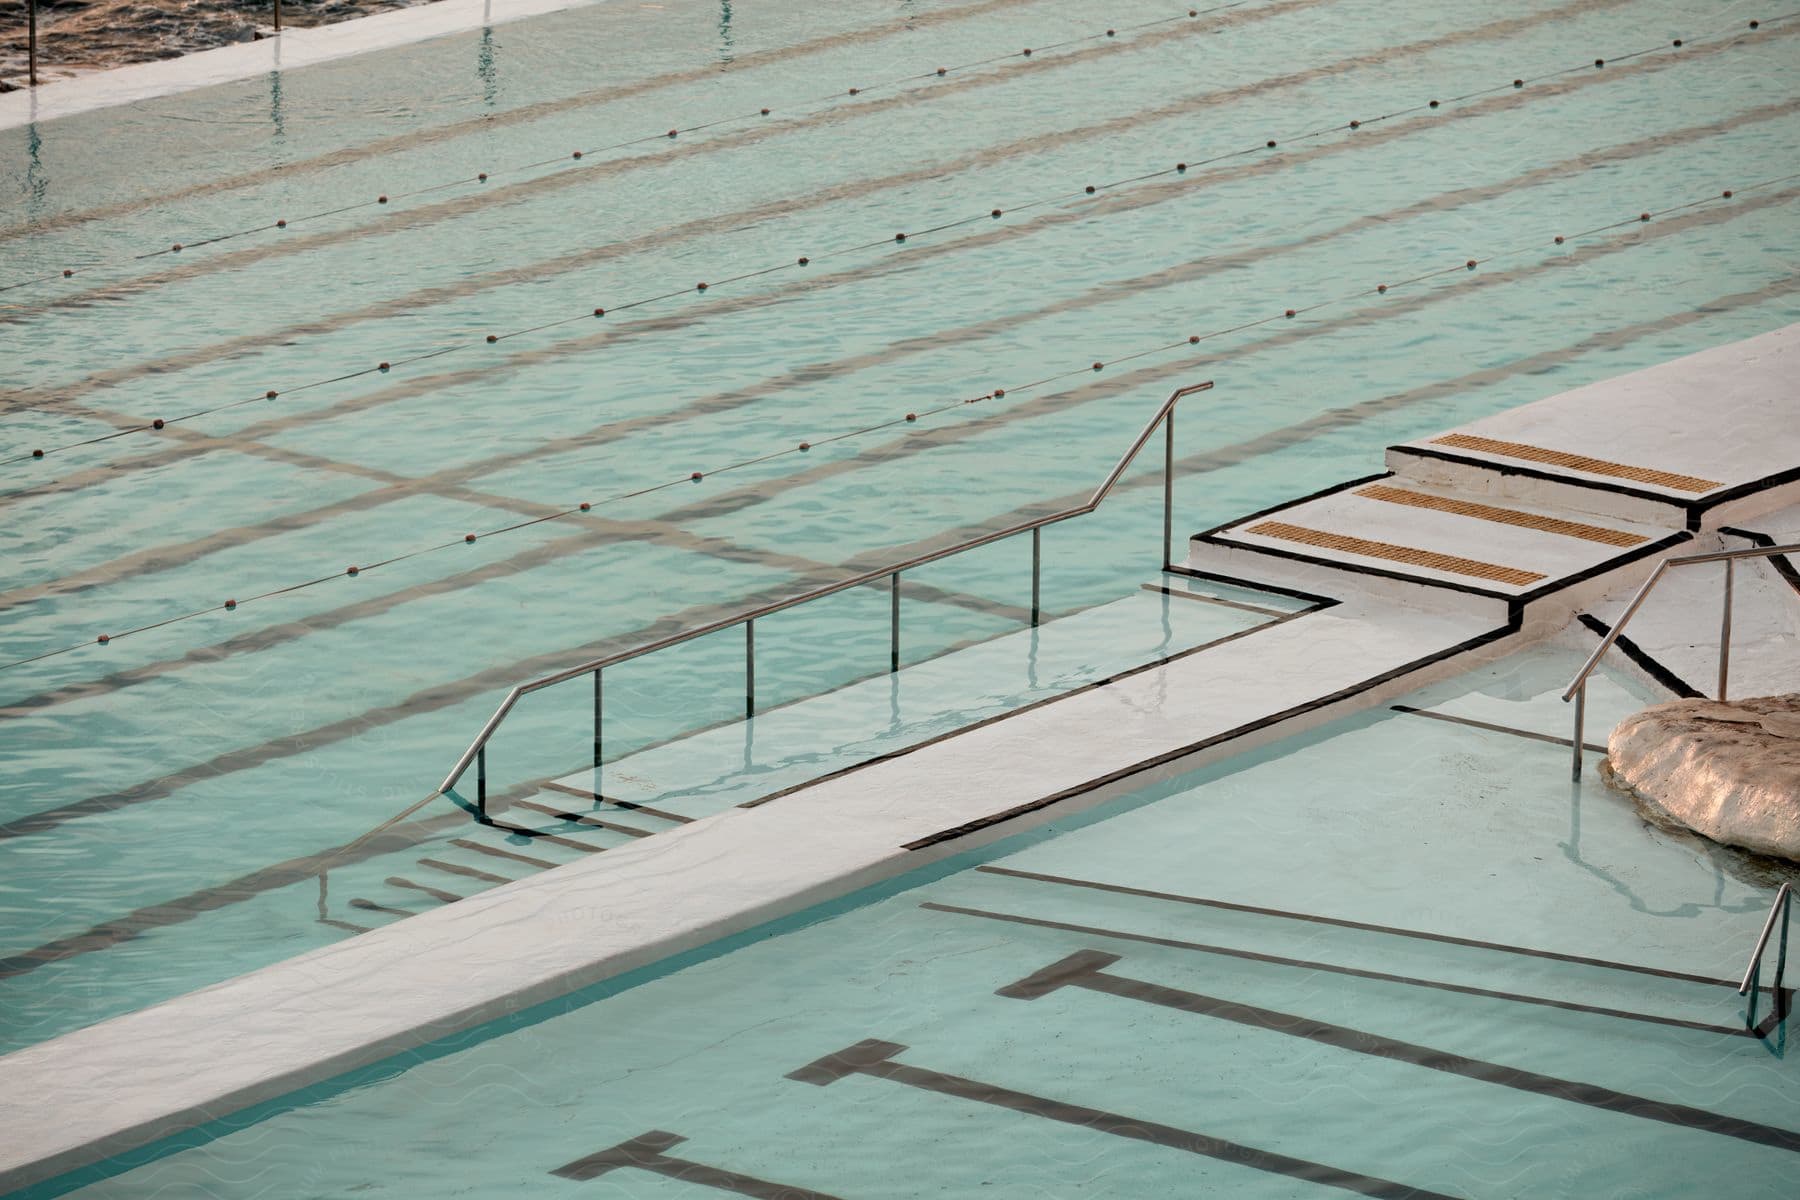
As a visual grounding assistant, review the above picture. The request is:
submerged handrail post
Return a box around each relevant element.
[745,619,756,718]
[1569,682,1586,781]
[476,745,487,814]
[593,668,603,772]
[1719,559,1734,701]
[1741,884,1793,1032]
[1163,405,1175,571]
[889,572,900,672]
[1031,527,1041,627]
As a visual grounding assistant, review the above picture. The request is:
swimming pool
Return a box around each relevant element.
[22,642,1795,1198]
[2,0,1798,1078]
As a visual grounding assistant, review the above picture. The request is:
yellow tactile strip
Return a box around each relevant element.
[1245,521,1546,586]
[1428,433,1721,494]
[1355,485,1649,547]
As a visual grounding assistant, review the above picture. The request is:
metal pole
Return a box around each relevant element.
[1719,559,1734,701]
[28,0,38,88]
[1570,682,1586,781]
[601,665,615,770]
[1162,409,1175,570]
[1776,895,1791,1023]
[745,619,756,718]
[890,572,900,673]
[274,0,282,31]
[1031,527,1041,627]
[476,745,487,814]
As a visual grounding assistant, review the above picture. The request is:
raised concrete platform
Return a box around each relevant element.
[1387,323,1800,529]
[3,325,1797,1193]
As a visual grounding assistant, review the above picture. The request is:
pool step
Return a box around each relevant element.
[341,789,680,927]
[1188,473,1680,620]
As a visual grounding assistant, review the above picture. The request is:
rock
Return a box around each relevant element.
[1608,693,1800,862]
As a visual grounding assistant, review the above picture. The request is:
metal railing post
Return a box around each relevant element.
[745,618,756,718]
[476,745,487,814]
[1570,682,1586,781]
[1719,558,1734,701]
[592,668,603,769]
[1162,408,1175,570]
[1031,527,1041,627]
[890,572,900,672]
[274,0,282,31]
[28,0,38,87]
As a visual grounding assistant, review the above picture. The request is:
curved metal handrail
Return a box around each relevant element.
[1561,540,1800,779]
[440,380,1214,802]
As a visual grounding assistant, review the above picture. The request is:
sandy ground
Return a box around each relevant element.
[0,0,433,89]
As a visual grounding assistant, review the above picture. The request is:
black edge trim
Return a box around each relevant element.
[1516,529,1693,605]
[1387,444,1689,509]
[1160,562,1338,607]
[1196,531,1515,600]
[740,605,1312,810]
[1721,526,1800,598]
[1576,613,1704,699]
[902,615,1520,850]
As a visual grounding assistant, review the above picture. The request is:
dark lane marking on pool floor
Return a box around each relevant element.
[999,950,1800,1152]
[975,866,1750,989]
[789,1038,1454,1199]
[921,901,1754,1036]
[1388,704,1608,752]
[553,1129,843,1197]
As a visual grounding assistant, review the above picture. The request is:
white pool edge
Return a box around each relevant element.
[0,0,608,130]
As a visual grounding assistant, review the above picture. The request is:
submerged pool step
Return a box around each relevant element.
[340,790,666,928]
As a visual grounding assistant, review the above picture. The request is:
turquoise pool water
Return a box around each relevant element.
[25,644,1796,1198]
[2,0,1798,1068]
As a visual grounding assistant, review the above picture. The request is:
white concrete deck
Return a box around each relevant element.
[0,0,605,130]
[2,325,1796,1193]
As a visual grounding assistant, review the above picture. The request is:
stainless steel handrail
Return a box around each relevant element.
[440,380,1215,807]
[1739,883,1792,1033]
[1561,541,1800,779]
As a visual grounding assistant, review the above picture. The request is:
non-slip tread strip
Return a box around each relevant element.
[1355,484,1649,546]
[1244,520,1546,585]
[1428,433,1722,493]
